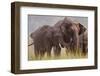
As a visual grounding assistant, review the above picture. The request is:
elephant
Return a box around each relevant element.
[30,25,53,59]
[79,30,88,55]
[54,17,87,52]
[29,17,87,59]
[30,25,67,59]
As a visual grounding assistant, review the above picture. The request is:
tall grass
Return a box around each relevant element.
[28,45,87,61]
[28,37,87,61]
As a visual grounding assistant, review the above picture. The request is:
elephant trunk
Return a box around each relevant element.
[72,32,80,51]
[28,41,34,46]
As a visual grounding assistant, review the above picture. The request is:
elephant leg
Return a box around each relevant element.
[34,46,39,59]
[82,43,88,55]
[47,50,51,57]
[80,37,88,55]
[69,41,78,55]
[53,45,61,57]
[34,50,39,59]
[47,45,52,57]
[34,45,45,59]
[39,49,45,60]
[70,42,75,52]
[70,32,80,55]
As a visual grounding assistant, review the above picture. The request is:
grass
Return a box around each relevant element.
[28,45,87,61]
[28,37,87,61]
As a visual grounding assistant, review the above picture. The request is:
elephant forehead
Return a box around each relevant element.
[72,22,79,27]
[53,31,62,37]
[53,27,60,32]
[71,23,80,32]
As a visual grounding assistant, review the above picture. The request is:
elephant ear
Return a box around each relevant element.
[79,23,87,35]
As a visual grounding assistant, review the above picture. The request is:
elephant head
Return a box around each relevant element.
[55,17,87,50]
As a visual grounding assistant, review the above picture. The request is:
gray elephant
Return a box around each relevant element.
[29,17,87,59]
[79,30,88,55]
[30,25,68,59]
[30,25,53,58]
[54,17,87,51]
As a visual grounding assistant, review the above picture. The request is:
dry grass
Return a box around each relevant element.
[28,37,87,61]
[28,45,87,61]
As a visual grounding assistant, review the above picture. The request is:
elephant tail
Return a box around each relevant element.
[28,42,34,46]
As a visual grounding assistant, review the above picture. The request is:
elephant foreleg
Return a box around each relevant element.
[53,45,61,57]
[47,46,52,57]
[39,49,45,60]
[34,46,39,59]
